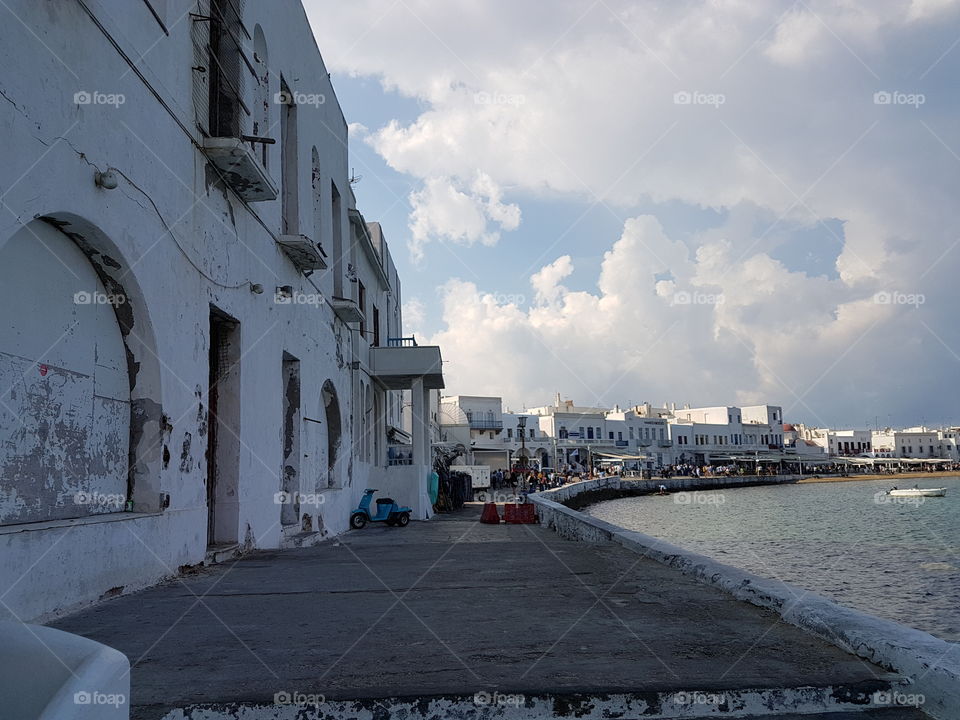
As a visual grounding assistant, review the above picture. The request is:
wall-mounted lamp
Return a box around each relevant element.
[94,169,118,190]
[250,283,264,294]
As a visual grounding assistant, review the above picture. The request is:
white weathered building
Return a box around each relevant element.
[659,403,784,465]
[437,395,551,470]
[440,394,831,471]
[872,428,940,458]
[790,423,960,461]
[782,424,829,457]
[938,428,960,461]
[0,0,442,622]
[503,410,553,468]
[440,395,673,471]
[824,429,873,456]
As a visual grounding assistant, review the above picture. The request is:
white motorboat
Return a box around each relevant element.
[886,487,947,498]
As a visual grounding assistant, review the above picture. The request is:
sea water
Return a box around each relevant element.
[587,475,960,642]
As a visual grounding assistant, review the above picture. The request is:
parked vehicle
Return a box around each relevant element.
[350,489,412,529]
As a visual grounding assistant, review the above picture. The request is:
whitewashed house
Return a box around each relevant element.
[0,0,441,622]
[938,428,960,460]
[663,404,784,465]
[872,428,940,458]
[438,395,512,469]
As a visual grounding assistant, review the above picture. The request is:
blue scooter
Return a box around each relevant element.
[350,489,412,529]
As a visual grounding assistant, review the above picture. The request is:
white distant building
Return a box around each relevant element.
[527,396,669,470]
[872,428,940,458]
[437,395,550,470]
[782,424,829,457]
[825,429,874,456]
[439,394,671,471]
[939,428,960,460]
[793,423,960,461]
[663,404,784,465]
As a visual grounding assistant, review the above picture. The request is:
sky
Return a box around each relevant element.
[303,0,960,429]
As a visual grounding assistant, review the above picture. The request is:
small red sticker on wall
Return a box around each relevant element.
[39,364,48,376]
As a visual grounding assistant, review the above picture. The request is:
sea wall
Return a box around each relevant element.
[530,478,960,720]
[551,474,799,510]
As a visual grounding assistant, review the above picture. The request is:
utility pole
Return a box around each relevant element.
[517,416,527,470]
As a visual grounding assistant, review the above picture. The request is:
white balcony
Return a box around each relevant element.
[277,234,327,273]
[201,137,278,202]
[330,296,364,323]
[369,344,444,390]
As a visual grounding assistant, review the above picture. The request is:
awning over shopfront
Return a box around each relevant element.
[710,454,785,463]
[593,450,650,460]
[844,457,952,466]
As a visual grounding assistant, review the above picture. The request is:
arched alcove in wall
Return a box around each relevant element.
[0,214,163,523]
[252,24,270,168]
[322,380,342,488]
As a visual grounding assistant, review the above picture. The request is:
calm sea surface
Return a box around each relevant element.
[587,476,960,642]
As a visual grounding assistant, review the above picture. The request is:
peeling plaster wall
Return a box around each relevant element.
[0,223,129,524]
[0,0,382,621]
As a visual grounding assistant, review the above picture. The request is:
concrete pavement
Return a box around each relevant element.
[53,505,911,719]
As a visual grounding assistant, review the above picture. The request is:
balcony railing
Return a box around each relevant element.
[469,419,503,430]
[387,336,418,347]
[387,444,414,466]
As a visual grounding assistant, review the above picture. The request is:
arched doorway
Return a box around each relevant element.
[0,221,130,524]
[322,380,342,488]
[536,449,550,468]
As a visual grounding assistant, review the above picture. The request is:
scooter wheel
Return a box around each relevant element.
[397,512,410,527]
[350,513,367,529]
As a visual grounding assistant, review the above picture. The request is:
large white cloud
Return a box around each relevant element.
[427,215,930,424]
[406,173,519,259]
[305,0,960,423]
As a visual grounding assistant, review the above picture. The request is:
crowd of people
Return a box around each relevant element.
[657,463,781,478]
[489,467,585,493]
[480,459,960,500]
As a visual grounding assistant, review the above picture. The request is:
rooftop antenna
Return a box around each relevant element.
[349,168,362,185]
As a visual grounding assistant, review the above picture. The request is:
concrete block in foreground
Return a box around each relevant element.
[0,620,130,719]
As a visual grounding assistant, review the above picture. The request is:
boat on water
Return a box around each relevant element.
[886,487,947,497]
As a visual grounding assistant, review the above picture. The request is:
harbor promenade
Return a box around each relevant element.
[51,504,924,720]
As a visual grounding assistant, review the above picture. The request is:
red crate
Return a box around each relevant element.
[504,503,538,524]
